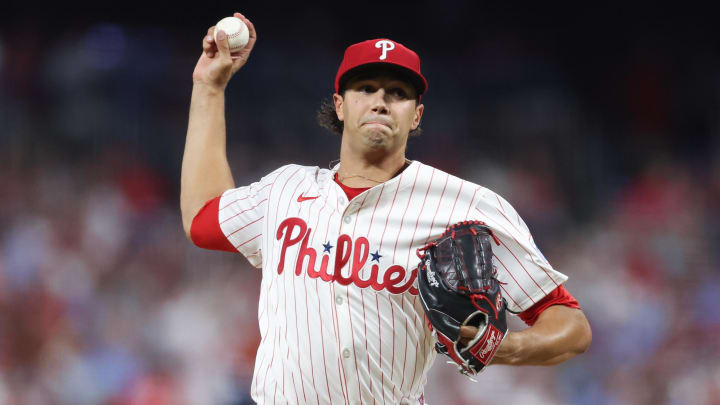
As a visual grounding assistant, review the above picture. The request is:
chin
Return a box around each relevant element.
[362,131,391,148]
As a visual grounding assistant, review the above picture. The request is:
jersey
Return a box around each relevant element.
[212,160,568,404]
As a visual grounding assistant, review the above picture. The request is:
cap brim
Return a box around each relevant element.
[337,63,427,97]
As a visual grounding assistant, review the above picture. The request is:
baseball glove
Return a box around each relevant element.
[417,220,508,375]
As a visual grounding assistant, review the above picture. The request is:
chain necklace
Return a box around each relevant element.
[337,173,386,184]
[331,158,412,184]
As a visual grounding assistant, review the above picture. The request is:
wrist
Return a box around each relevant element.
[192,81,227,96]
[492,331,524,365]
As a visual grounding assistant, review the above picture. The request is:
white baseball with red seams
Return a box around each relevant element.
[218,160,567,404]
[214,16,249,52]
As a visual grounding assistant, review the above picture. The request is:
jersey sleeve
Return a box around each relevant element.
[472,188,568,313]
[190,196,238,253]
[517,285,581,326]
[213,169,281,268]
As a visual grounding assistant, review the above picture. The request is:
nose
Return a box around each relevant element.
[371,88,389,114]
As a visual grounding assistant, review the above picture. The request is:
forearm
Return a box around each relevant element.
[180,83,235,236]
[492,305,592,366]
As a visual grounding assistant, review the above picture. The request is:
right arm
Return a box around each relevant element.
[180,12,257,238]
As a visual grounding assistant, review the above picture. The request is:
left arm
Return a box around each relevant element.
[491,305,591,365]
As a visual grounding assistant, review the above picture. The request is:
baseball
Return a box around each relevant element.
[214,16,249,52]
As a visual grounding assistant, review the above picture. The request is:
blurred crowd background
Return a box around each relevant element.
[1,4,719,405]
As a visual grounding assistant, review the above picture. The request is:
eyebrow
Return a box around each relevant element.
[345,75,418,99]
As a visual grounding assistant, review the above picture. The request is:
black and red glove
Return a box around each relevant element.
[417,221,508,375]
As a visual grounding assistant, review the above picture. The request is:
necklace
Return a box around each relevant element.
[337,173,386,184]
[331,159,412,184]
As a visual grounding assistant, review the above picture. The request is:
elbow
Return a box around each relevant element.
[574,311,593,355]
[183,221,194,241]
[180,207,196,242]
[180,191,203,242]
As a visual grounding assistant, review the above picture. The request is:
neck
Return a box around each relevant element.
[336,142,409,188]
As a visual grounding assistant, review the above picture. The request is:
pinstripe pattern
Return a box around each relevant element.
[216,161,568,404]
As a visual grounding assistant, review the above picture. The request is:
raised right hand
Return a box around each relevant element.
[192,12,257,90]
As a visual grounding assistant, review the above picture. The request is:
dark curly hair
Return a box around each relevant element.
[316,96,423,137]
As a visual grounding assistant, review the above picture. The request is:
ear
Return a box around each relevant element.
[411,103,424,130]
[333,93,344,121]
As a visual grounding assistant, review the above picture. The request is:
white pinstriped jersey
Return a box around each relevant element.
[218,160,568,405]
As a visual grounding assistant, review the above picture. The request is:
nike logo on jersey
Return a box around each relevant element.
[297,194,320,202]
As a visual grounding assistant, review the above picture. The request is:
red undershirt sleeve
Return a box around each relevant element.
[517,285,580,326]
[190,196,238,253]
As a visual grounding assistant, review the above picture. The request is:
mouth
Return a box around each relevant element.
[361,119,393,129]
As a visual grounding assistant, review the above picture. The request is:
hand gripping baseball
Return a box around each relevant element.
[417,221,508,376]
[193,12,257,90]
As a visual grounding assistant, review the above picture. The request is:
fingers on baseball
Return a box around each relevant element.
[233,12,257,48]
[217,37,239,69]
[246,20,257,49]
[214,30,231,57]
[203,27,217,58]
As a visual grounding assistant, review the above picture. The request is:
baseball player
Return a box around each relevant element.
[181,12,591,404]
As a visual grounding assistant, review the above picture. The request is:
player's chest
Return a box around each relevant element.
[268,188,441,296]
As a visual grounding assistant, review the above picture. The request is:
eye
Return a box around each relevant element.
[389,87,409,99]
[360,85,376,93]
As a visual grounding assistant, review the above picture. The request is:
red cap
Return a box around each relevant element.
[334,39,428,96]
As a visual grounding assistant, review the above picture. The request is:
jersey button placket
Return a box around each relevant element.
[337,200,363,405]
[335,289,358,402]
[334,196,358,401]
[343,201,360,225]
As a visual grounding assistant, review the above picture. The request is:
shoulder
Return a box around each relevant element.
[474,186,521,219]
[413,161,486,197]
[262,164,326,183]
[250,164,338,196]
[413,162,525,222]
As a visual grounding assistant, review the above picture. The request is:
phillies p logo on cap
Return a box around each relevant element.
[375,40,396,60]
[334,38,428,96]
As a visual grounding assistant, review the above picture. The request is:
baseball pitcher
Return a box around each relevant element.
[181,12,592,404]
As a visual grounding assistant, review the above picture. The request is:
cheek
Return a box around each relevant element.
[402,108,417,128]
[347,99,365,121]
